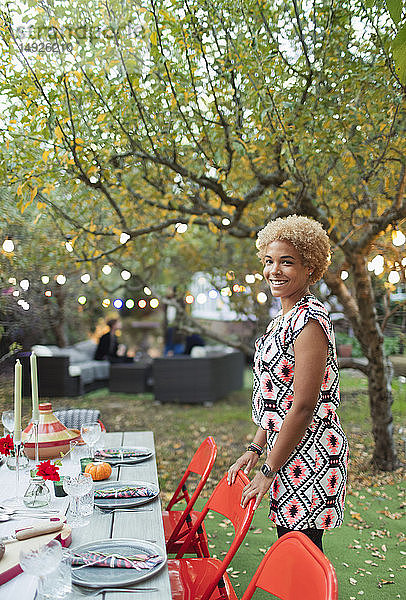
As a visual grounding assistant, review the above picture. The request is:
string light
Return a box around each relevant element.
[12,290,19,297]
[81,274,91,284]
[8,278,16,285]
[150,298,159,308]
[102,298,110,308]
[388,271,400,284]
[143,287,152,296]
[65,241,73,252]
[341,271,349,281]
[44,290,52,297]
[220,287,232,297]
[120,232,130,244]
[185,294,194,304]
[196,293,207,304]
[392,229,405,247]
[125,299,135,309]
[113,298,123,309]
[41,276,50,284]
[245,274,255,284]
[20,279,29,291]
[78,296,87,305]
[121,270,131,281]
[138,299,147,308]
[175,223,188,234]
[102,265,112,275]
[208,289,218,299]
[255,273,263,281]
[56,274,66,285]
[222,218,231,226]
[2,239,14,253]
[257,292,267,304]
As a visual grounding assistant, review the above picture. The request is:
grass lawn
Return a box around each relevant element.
[0,368,404,598]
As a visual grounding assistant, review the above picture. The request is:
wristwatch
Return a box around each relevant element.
[260,463,275,478]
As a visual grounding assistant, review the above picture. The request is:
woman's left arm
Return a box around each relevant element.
[241,319,328,509]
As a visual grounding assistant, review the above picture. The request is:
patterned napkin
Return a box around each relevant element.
[94,485,155,499]
[72,550,163,570]
[95,448,150,460]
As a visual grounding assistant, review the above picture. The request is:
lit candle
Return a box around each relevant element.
[30,352,39,421]
[14,359,22,443]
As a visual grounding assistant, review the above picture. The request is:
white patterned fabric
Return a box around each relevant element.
[252,294,349,530]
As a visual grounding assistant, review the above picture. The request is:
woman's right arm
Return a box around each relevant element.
[227,427,267,485]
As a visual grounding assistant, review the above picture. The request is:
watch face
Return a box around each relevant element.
[261,464,272,477]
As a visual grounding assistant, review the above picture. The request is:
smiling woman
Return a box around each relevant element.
[228,214,349,555]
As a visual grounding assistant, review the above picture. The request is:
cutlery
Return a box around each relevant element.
[0,519,63,544]
[0,506,61,515]
[72,586,158,596]
[96,507,154,514]
[0,513,64,522]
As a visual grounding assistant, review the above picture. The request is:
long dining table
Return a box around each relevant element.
[0,430,172,600]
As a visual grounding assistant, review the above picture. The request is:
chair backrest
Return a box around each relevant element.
[241,531,338,600]
[165,436,217,543]
[177,471,256,600]
[54,409,104,430]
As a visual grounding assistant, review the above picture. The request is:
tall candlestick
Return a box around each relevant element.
[14,359,22,443]
[30,352,39,421]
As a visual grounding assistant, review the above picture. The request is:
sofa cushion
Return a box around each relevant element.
[31,344,53,357]
[68,361,95,385]
[73,340,97,360]
[92,361,110,380]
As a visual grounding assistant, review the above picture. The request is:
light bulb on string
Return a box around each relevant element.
[2,239,14,253]
[392,229,405,247]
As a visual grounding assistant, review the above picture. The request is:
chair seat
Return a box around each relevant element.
[163,509,208,555]
[168,558,238,600]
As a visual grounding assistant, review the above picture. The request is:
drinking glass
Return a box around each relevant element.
[80,422,102,458]
[69,439,88,468]
[63,473,93,527]
[20,539,64,599]
[1,410,14,435]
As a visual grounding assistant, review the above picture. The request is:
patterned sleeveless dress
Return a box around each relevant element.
[252,294,349,530]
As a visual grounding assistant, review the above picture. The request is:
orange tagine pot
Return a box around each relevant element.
[22,403,81,460]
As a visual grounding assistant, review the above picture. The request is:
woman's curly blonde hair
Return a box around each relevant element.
[256,215,331,285]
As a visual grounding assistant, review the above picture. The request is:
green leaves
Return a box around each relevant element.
[392,24,406,82]
[385,0,403,25]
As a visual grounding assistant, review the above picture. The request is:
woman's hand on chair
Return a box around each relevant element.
[227,452,259,485]
[240,470,275,510]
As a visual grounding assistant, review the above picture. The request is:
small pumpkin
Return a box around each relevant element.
[84,461,112,481]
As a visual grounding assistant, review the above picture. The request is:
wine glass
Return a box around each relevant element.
[80,422,102,458]
[1,410,14,435]
[63,473,93,527]
[20,539,63,599]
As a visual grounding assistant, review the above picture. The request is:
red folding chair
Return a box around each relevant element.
[163,436,217,557]
[168,471,256,600]
[239,531,338,600]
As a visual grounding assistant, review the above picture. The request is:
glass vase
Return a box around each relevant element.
[6,448,29,471]
[23,476,51,508]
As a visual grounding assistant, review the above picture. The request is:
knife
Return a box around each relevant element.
[0,519,64,544]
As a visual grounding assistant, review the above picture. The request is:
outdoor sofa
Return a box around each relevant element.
[152,346,245,404]
[20,340,109,397]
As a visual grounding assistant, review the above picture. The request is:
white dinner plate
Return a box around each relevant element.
[93,480,159,508]
[71,538,166,588]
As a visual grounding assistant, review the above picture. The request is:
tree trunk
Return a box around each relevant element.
[52,287,68,348]
[349,254,399,471]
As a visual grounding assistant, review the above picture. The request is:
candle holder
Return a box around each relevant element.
[4,440,24,506]
[32,419,40,464]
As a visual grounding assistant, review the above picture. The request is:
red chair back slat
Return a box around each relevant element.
[241,531,338,600]
[165,437,217,549]
[176,471,256,600]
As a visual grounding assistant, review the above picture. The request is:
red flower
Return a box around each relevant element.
[36,460,60,482]
[0,434,14,456]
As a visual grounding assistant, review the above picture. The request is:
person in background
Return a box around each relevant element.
[227,214,348,553]
[94,318,132,362]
